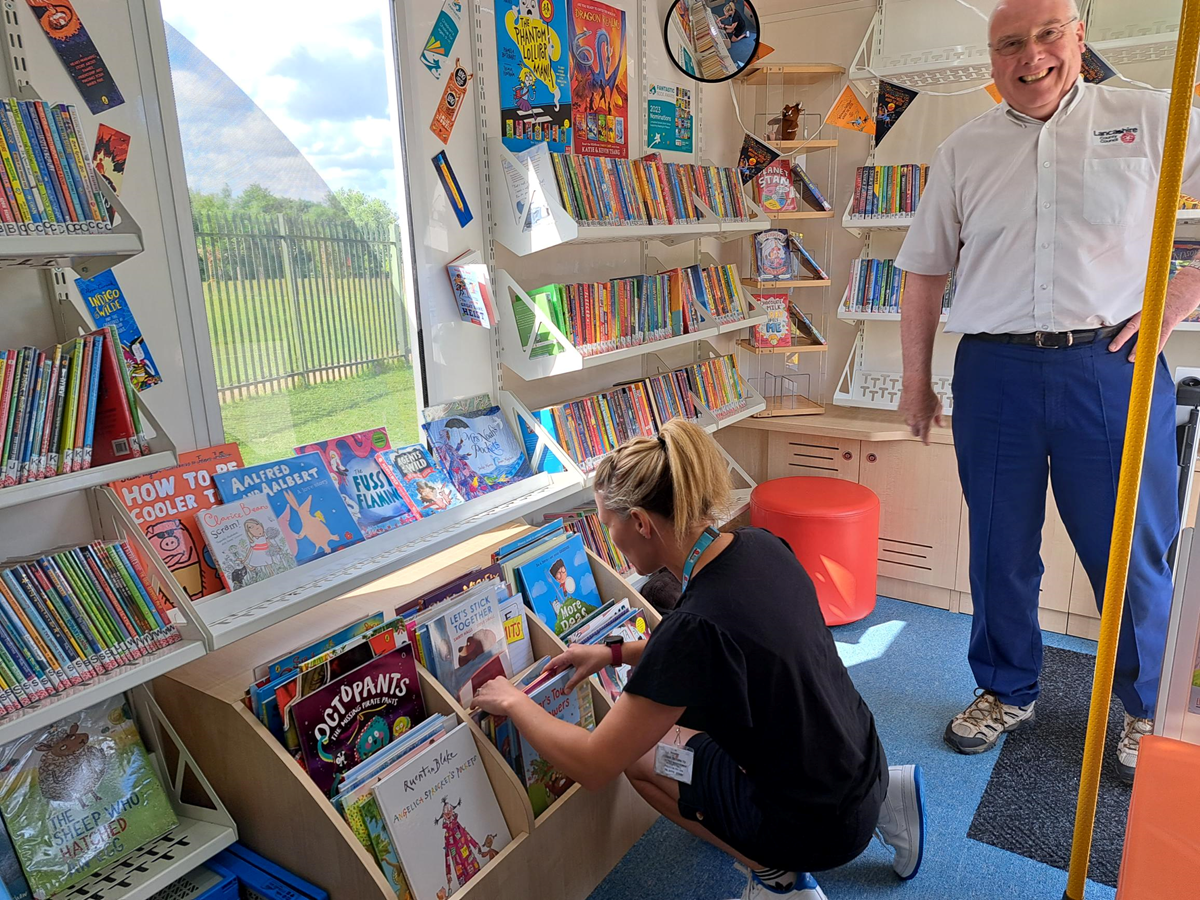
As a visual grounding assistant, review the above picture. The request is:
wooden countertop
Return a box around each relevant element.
[729,406,955,445]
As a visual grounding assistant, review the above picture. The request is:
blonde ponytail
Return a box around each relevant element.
[594,418,732,542]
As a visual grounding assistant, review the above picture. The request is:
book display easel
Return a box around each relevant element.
[0,8,240,896]
[731,63,842,418]
[155,523,662,900]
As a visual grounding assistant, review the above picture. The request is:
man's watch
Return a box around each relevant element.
[603,634,624,667]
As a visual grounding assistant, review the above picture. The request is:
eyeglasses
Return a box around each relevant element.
[989,16,1079,57]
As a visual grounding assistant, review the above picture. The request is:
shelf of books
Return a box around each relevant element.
[736,338,827,355]
[495,262,767,382]
[488,138,771,257]
[838,260,955,321]
[154,523,663,900]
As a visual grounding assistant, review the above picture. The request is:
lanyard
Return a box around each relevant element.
[680,526,721,593]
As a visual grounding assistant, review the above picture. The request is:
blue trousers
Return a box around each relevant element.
[951,335,1178,719]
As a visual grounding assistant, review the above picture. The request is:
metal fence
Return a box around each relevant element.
[193,212,411,402]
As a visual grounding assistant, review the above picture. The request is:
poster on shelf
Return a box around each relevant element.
[75,270,163,392]
[430,59,473,144]
[569,0,627,158]
[24,0,124,113]
[874,81,918,146]
[826,84,874,135]
[420,0,463,78]
[646,81,693,154]
[432,150,473,227]
[495,0,572,152]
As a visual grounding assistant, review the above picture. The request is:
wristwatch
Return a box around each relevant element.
[603,634,624,667]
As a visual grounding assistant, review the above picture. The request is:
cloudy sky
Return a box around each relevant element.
[161,0,401,208]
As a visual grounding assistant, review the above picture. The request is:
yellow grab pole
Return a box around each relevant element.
[1064,3,1200,898]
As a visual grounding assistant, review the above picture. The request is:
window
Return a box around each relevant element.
[162,0,419,464]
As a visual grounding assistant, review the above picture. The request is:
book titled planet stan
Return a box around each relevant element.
[213,451,363,564]
[0,695,177,899]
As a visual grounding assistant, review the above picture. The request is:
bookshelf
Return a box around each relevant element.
[154,529,662,900]
[487,138,771,257]
[736,338,827,355]
[496,266,768,383]
[767,138,839,153]
[741,277,830,289]
[768,210,836,220]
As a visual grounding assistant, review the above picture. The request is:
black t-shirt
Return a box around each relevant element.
[727,11,748,39]
[624,527,884,815]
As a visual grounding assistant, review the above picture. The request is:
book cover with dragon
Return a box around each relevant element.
[295,427,418,538]
[289,642,425,798]
[569,0,627,158]
[213,451,364,565]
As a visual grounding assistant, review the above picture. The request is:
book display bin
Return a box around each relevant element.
[154,521,663,900]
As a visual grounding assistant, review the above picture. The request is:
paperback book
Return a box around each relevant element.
[753,230,792,281]
[374,722,511,900]
[518,668,596,814]
[197,492,297,592]
[289,641,425,797]
[214,452,364,564]
[422,403,533,500]
[0,696,177,899]
[446,250,497,328]
[375,442,465,519]
[752,294,792,348]
[515,532,602,635]
[295,428,416,537]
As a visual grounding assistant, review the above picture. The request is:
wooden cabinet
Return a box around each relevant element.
[767,432,860,482]
[859,441,962,590]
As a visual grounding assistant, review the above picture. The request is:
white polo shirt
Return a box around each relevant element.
[895,80,1200,334]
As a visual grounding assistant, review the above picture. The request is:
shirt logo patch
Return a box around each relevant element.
[1093,126,1139,145]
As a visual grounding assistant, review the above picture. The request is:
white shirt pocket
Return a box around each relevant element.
[1083,157,1152,226]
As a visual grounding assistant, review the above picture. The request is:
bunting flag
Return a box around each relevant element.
[749,42,775,66]
[984,83,1002,103]
[1080,44,1117,84]
[875,81,919,145]
[826,84,875,135]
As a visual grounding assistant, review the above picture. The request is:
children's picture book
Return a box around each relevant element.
[753,230,792,281]
[376,443,465,519]
[110,447,246,601]
[289,642,425,798]
[178,442,243,469]
[446,250,497,328]
[569,0,628,158]
[0,816,31,900]
[75,271,162,392]
[516,532,602,635]
[423,585,511,705]
[751,294,792,348]
[0,696,177,899]
[518,668,595,815]
[790,161,831,212]
[375,722,511,900]
[198,492,297,592]
[495,0,572,153]
[213,452,364,564]
[295,428,416,538]
[423,404,533,500]
[755,159,796,213]
[91,124,129,199]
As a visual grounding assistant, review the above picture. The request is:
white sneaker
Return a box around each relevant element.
[944,689,1036,754]
[875,764,926,879]
[730,864,828,899]
[1114,712,1152,783]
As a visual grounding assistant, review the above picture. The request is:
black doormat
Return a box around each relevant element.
[966,646,1133,888]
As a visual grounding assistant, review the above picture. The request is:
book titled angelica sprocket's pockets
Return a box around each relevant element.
[213,452,364,564]
[288,642,426,798]
[422,397,533,501]
[0,695,177,899]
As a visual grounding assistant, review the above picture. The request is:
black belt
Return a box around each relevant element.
[967,322,1124,349]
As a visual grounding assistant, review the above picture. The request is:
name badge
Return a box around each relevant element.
[654,741,694,784]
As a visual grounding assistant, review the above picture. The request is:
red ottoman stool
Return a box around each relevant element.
[750,476,879,626]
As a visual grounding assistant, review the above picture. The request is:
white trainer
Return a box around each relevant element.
[730,865,828,899]
[875,764,927,879]
[1114,713,1152,783]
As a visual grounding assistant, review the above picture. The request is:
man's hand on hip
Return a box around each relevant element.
[1109,268,1200,361]
[899,381,943,445]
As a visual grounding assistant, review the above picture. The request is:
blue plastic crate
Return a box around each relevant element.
[147,864,239,900]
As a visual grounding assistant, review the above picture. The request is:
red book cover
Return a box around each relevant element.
[90,328,139,466]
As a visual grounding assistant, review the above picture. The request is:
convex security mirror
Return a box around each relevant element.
[665,0,761,83]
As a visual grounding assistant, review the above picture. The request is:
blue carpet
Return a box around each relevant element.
[587,597,1119,900]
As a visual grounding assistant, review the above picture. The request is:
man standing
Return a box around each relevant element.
[896,0,1200,780]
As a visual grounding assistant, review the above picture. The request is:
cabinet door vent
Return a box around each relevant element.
[786,441,840,474]
[879,537,933,572]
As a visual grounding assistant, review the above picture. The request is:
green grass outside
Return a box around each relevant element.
[218,361,420,466]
